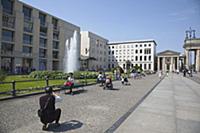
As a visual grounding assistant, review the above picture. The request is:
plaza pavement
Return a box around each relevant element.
[0,74,160,133]
[115,73,200,133]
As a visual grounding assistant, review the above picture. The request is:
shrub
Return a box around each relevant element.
[0,70,7,81]
[29,71,67,79]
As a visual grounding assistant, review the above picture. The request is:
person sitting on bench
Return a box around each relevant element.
[64,73,74,95]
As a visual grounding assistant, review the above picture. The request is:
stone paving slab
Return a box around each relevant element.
[115,73,200,133]
[0,74,160,133]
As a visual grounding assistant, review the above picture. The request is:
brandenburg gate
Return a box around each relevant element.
[183,28,200,72]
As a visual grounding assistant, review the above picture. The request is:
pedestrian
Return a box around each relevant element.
[158,71,162,79]
[38,87,61,130]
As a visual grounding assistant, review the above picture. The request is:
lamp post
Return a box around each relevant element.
[185,27,195,77]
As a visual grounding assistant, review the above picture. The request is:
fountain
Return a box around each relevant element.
[63,30,80,73]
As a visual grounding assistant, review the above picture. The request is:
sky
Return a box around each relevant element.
[21,0,200,53]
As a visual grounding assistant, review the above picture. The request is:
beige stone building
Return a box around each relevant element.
[157,50,180,72]
[0,0,80,73]
[108,40,157,71]
[80,31,108,71]
[183,38,200,72]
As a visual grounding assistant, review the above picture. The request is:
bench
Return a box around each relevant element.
[60,84,84,94]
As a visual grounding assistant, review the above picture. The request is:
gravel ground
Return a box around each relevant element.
[0,74,160,133]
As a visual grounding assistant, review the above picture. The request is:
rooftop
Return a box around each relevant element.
[108,39,157,46]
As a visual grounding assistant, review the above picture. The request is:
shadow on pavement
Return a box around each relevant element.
[105,88,120,91]
[65,89,88,95]
[47,120,83,132]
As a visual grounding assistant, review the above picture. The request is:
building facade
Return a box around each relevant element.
[108,40,157,71]
[183,38,200,72]
[0,0,80,73]
[80,31,108,71]
[157,50,180,72]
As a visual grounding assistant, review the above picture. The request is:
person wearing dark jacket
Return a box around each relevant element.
[39,87,61,130]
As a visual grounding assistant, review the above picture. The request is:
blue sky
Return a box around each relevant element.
[21,0,200,53]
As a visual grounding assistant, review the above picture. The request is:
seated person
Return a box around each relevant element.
[38,87,61,130]
[124,77,129,85]
[105,76,113,89]
[64,73,74,95]
[121,76,125,85]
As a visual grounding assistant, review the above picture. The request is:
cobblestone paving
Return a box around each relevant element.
[0,74,160,133]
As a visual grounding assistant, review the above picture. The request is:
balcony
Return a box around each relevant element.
[2,12,15,29]
[1,43,14,56]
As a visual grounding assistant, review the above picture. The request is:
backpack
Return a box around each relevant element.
[38,97,50,118]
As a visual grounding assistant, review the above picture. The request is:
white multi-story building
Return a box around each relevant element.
[108,40,157,71]
[80,31,108,71]
[0,0,80,73]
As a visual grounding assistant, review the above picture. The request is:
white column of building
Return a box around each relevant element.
[157,57,160,71]
[185,49,189,69]
[163,57,165,72]
[196,49,200,72]
[170,57,173,72]
[177,56,180,70]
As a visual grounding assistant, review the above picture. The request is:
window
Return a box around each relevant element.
[1,0,13,14]
[136,45,138,47]
[135,50,138,54]
[112,46,114,49]
[39,48,46,58]
[52,18,58,29]
[40,38,47,47]
[144,56,147,61]
[149,56,151,61]
[24,21,33,32]
[144,44,147,47]
[23,6,32,20]
[140,44,142,47]
[39,12,46,25]
[135,56,138,61]
[96,40,99,45]
[112,64,114,68]
[23,34,32,45]
[53,32,59,40]
[40,27,47,36]
[149,64,151,69]
[22,46,32,54]
[53,51,59,59]
[2,29,14,42]
[144,48,151,54]
[53,41,59,49]
[140,49,142,54]
[140,56,142,61]
[1,42,14,53]
[112,51,114,54]
[39,59,47,70]
[149,44,151,47]
[144,64,146,69]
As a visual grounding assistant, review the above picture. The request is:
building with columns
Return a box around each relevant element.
[157,50,180,72]
[183,38,200,72]
[0,0,80,73]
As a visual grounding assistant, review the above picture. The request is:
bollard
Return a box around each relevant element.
[12,80,16,96]
[45,78,49,87]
